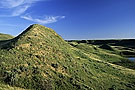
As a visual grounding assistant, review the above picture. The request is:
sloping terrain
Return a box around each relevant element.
[0,24,135,90]
[68,40,135,69]
[0,33,14,40]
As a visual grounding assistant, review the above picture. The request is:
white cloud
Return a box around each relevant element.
[0,0,43,16]
[12,5,30,16]
[0,0,24,8]
[0,0,65,24]
[21,15,65,24]
[0,0,40,8]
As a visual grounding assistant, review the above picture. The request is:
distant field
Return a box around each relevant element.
[0,33,14,40]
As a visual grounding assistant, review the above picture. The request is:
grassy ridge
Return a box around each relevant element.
[0,24,135,90]
[0,33,14,41]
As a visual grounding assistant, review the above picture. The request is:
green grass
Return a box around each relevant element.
[0,33,14,41]
[0,24,135,90]
[68,40,135,69]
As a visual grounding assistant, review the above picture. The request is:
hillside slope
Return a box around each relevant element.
[0,33,14,40]
[0,24,135,90]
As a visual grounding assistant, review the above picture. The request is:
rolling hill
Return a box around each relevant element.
[0,24,135,90]
[0,33,14,40]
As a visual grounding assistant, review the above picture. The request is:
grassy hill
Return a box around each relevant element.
[0,24,135,90]
[0,33,14,40]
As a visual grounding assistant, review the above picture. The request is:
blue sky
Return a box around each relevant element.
[0,0,135,39]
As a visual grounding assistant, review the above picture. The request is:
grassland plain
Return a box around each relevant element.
[0,24,135,90]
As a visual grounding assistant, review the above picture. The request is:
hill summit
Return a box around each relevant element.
[0,24,135,90]
[2,24,68,49]
[0,24,82,90]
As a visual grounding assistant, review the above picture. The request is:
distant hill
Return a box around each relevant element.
[68,39,135,48]
[0,33,14,40]
[0,24,135,90]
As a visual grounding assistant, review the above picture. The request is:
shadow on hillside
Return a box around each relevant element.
[112,60,135,70]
